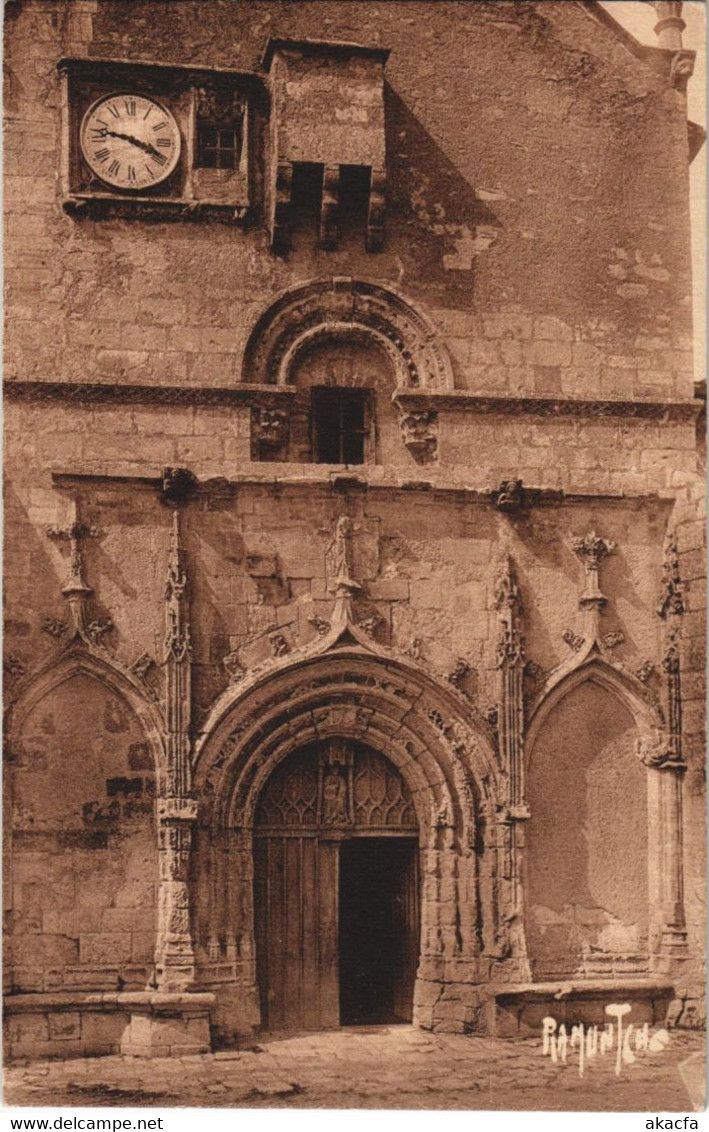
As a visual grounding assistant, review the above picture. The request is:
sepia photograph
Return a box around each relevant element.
[2,0,706,1116]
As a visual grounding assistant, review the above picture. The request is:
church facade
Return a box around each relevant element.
[3,0,705,1059]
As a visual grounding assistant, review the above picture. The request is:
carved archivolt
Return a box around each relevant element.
[241,278,454,391]
[192,650,498,849]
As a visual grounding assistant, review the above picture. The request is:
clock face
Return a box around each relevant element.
[80,93,181,191]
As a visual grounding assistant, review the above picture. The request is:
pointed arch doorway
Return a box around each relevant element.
[253,739,421,1031]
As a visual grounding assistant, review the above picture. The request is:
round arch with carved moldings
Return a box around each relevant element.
[241,277,455,391]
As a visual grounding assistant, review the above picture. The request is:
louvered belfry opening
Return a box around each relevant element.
[253,740,420,1030]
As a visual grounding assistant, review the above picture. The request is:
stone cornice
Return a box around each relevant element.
[58,56,265,89]
[392,391,701,421]
[4,381,296,407]
[50,469,671,510]
[6,381,699,421]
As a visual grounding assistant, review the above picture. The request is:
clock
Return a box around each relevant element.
[80,93,181,191]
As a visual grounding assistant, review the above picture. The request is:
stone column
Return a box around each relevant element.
[155,797,199,990]
[155,487,198,990]
[646,1,686,50]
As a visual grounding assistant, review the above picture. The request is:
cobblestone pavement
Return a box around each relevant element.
[4,1027,705,1111]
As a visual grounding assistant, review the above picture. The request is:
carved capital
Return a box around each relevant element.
[157,797,199,824]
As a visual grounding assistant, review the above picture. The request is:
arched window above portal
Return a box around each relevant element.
[283,332,396,465]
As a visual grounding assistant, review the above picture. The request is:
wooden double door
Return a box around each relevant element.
[253,742,421,1031]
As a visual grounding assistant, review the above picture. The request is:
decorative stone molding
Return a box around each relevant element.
[8,380,701,422]
[269,631,290,658]
[5,380,298,409]
[562,629,585,652]
[602,630,625,649]
[223,650,246,685]
[493,479,523,513]
[571,530,616,639]
[494,556,528,821]
[242,278,454,390]
[636,661,655,684]
[46,510,114,651]
[308,614,331,637]
[131,653,156,681]
[42,616,68,639]
[657,536,685,618]
[447,658,471,688]
[398,407,439,464]
[156,504,196,990]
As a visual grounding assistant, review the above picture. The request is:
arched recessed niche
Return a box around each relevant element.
[7,674,158,992]
[525,680,649,979]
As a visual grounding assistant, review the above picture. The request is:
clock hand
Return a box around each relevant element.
[100,128,164,160]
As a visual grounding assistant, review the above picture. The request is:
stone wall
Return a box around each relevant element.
[3,0,705,1055]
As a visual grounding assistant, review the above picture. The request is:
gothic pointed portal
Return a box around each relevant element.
[253,739,420,1030]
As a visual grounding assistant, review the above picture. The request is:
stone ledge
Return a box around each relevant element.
[4,991,215,1014]
[488,978,675,1001]
[487,979,675,1038]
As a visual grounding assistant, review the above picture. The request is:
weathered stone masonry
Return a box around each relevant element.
[3,0,705,1058]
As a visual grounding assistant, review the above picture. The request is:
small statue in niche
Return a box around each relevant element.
[322,769,348,825]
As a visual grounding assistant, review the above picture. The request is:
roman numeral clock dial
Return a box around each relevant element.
[80,93,181,191]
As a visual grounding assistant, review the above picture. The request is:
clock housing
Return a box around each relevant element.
[59,57,264,222]
[80,93,182,191]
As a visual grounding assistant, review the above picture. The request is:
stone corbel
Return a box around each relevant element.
[669,50,695,91]
[398,406,438,464]
[250,406,290,458]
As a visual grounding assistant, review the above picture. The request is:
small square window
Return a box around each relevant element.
[312,387,371,465]
[197,125,240,170]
